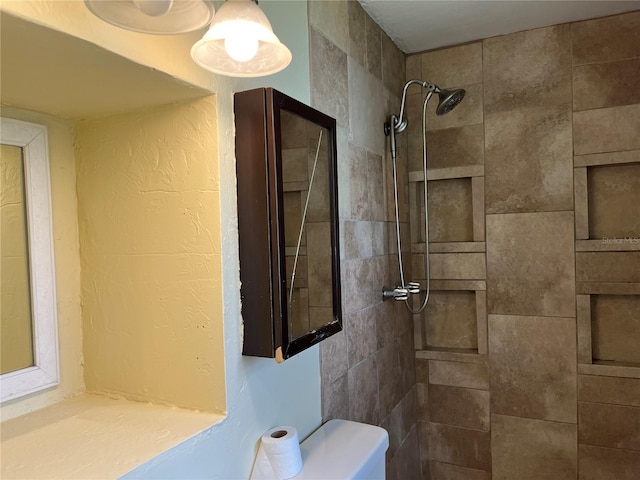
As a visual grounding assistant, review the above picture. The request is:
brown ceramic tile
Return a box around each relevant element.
[574,104,640,155]
[345,307,377,368]
[425,290,478,350]
[368,151,385,222]
[579,444,640,480]
[406,54,421,83]
[572,11,640,65]
[416,358,429,384]
[365,13,382,80]
[342,220,371,259]
[574,149,640,168]
[573,59,640,111]
[472,177,485,244]
[398,329,417,395]
[378,342,403,419]
[322,373,349,422]
[423,124,484,172]
[382,31,406,95]
[348,354,379,425]
[418,421,430,474]
[347,0,366,67]
[406,91,427,134]
[588,163,640,239]
[430,461,491,480]
[428,360,489,390]
[486,212,575,317]
[417,382,430,423]
[489,315,577,423]
[336,127,352,219]
[426,83,483,131]
[484,24,571,113]
[386,455,399,480]
[348,58,386,155]
[310,28,349,128]
[492,414,577,480]
[401,386,418,439]
[320,329,348,384]
[429,253,486,280]
[381,402,404,458]
[430,423,491,471]
[308,0,349,54]
[591,294,640,364]
[579,402,640,451]
[575,167,589,240]
[576,252,640,283]
[485,104,573,214]
[376,300,396,350]
[427,178,474,243]
[421,42,483,88]
[371,221,386,256]
[577,295,592,364]
[579,363,640,379]
[578,375,640,407]
[349,143,369,220]
[429,385,490,431]
[395,426,423,480]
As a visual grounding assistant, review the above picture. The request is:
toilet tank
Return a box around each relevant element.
[294,419,389,480]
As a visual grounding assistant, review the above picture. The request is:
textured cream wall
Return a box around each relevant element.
[0,144,33,374]
[75,97,225,412]
[0,107,83,421]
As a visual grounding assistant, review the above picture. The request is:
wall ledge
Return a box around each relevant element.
[1,393,223,479]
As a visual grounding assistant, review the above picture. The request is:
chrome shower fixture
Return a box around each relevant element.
[383,79,465,313]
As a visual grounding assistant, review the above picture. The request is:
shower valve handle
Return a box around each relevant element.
[407,282,421,294]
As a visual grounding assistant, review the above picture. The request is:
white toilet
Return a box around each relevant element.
[293,419,389,479]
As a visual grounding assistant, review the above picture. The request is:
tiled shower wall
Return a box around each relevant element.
[307,1,422,477]
[407,11,640,480]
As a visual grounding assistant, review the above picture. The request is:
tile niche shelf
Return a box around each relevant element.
[409,164,486,359]
[574,150,640,379]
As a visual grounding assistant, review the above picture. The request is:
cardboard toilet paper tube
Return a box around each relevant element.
[261,426,303,479]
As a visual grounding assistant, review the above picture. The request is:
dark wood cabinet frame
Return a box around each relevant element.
[235,88,342,361]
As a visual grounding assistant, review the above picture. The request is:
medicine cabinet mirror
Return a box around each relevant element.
[1,117,59,402]
[235,88,342,361]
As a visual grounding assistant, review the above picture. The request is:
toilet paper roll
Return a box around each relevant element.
[261,426,303,479]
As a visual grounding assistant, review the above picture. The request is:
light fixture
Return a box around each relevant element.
[190,0,292,77]
[85,0,214,35]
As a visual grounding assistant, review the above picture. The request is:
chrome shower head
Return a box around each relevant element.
[436,88,466,116]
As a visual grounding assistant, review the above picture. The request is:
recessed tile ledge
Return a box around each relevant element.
[579,362,640,379]
[416,348,486,364]
[1,394,224,480]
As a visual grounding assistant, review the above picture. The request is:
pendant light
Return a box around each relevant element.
[85,0,214,35]
[190,0,292,77]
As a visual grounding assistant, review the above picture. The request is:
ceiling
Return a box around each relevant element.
[358,0,640,53]
[0,13,207,119]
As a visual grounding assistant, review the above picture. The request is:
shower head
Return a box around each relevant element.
[436,88,466,116]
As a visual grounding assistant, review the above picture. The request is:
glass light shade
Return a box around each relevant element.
[190,0,292,77]
[84,0,214,34]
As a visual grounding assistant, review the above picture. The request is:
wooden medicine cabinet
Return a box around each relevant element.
[235,88,342,361]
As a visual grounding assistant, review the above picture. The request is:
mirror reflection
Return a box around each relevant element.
[0,143,34,374]
[281,111,333,342]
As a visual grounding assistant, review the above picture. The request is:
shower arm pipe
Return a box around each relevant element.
[394,79,438,132]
